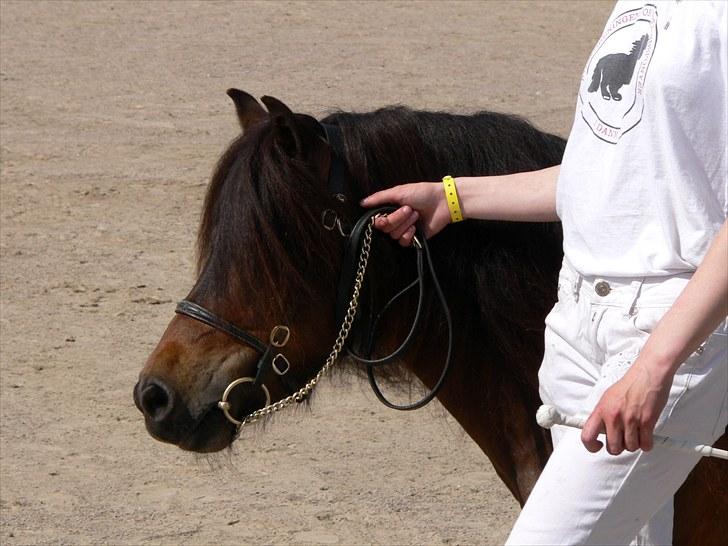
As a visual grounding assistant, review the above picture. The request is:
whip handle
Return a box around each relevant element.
[541,405,728,460]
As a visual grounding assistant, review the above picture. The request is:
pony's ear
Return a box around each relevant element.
[259,96,328,181]
[260,95,302,158]
[226,88,267,131]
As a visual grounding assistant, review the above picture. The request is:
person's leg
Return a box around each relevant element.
[509,262,728,545]
[507,314,727,546]
[630,498,673,546]
[536,261,602,441]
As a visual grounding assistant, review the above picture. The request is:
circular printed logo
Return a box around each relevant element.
[579,4,659,144]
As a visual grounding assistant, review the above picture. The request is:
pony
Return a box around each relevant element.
[135,90,727,545]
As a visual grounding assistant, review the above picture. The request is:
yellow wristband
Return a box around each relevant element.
[442,175,463,223]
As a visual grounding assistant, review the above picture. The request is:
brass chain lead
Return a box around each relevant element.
[234,218,375,430]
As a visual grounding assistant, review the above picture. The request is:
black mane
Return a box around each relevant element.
[324,106,565,196]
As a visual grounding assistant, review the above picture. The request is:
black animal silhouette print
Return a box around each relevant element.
[588,34,648,101]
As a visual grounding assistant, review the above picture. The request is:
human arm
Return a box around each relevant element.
[359,165,561,246]
[582,220,728,454]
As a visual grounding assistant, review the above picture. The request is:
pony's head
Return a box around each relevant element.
[134,91,354,452]
[134,92,567,454]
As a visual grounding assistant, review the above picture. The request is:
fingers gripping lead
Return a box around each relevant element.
[362,181,449,246]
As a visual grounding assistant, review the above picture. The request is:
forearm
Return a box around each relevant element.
[639,220,728,380]
[456,164,560,222]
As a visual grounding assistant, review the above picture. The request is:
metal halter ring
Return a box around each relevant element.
[270,325,290,347]
[217,377,271,427]
[322,209,338,231]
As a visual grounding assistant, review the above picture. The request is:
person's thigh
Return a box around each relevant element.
[537,268,601,438]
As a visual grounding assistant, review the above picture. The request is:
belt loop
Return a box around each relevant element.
[572,273,583,303]
[624,277,645,316]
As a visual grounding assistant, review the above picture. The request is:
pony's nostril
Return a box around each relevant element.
[139,380,174,422]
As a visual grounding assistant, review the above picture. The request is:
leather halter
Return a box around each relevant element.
[175,300,300,401]
[174,121,454,424]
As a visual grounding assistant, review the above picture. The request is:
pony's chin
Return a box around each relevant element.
[179,428,236,453]
[145,407,237,453]
[180,409,238,453]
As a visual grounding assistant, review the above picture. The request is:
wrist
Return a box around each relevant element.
[635,343,681,383]
[442,176,464,223]
[451,176,474,220]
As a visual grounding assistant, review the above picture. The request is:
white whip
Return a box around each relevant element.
[536,405,728,460]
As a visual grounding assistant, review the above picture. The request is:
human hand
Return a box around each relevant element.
[359,182,451,246]
[581,359,672,455]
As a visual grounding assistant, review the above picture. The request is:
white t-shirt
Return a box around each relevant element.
[556,0,728,276]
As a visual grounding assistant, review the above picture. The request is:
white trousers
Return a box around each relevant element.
[506,259,728,546]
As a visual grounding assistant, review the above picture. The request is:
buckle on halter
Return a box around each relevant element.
[272,353,291,376]
[322,208,350,237]
[322,209,338,231]
[270,325,290,347]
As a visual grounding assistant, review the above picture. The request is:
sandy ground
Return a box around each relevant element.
[0,1,613,544]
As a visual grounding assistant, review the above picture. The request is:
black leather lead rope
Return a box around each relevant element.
[345,235,425,367]
[321,122,455,411]
[335,207,455,411]
[365,227,453,410]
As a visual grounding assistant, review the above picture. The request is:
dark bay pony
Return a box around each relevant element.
[135,90,727,545]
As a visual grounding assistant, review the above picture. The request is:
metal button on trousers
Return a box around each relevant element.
[595,280,611,296]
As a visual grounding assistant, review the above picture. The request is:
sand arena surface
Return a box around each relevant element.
[1,1,611,544]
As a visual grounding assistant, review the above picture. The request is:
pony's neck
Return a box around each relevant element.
[324,106,561,503]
